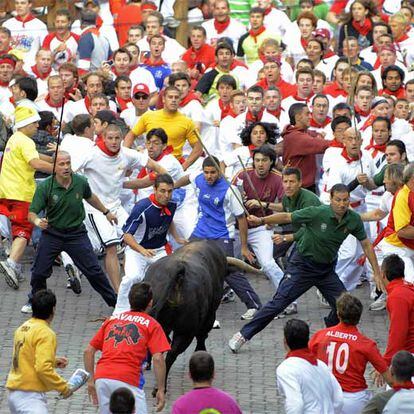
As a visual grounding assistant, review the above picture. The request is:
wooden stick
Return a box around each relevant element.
[237,155,266,216]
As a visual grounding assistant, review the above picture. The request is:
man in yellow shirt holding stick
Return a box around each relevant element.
[6,289,72,413]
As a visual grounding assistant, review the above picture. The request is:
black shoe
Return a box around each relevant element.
[65,264,82,294]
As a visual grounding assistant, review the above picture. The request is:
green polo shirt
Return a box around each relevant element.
[291,205,367,264]
[30,174,92,231]
[373,165,386,187]
[282,188,321,235]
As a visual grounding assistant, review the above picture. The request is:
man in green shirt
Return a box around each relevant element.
[229,183,382,353]
[21,151,117,314]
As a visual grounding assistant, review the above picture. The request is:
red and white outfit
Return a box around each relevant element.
[181,44,216,75]
[42,32,79,68]
[324,150,376,290]
[2,14,48,65]
[319,139,344,195]
[201,17,246,51]
[36,95,69,121]
[129,66,157,92]
[64,97,117,122]
[276,347,343,413]
[218,109,239,157]
[262,6,292,38]
[90,311,170,414]
[24,65,56,98]
[281,93,314,113]
[310,322,388,414]
[247,57,294,87]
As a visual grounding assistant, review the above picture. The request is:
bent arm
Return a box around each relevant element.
[29,158,53,174]
[263,212,292,225]
[83,345,97,381]
[146,158,168,175]
[85,194,109,214]
[152,352,166,392]
[360,209,387,222]
[182,141,203,171]
[174,175,191,188]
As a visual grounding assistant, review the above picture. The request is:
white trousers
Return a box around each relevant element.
[235,226,284,289]
[378,240,414,283]
[341,390,372,414]
[336,204,366,291]
[8,390,48,414]
[95,378,147,414]
[113,246,167,315]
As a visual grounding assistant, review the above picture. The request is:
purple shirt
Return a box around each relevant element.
[171,387,242,414]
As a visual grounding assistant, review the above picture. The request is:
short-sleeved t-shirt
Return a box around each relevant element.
[309,322,388,393]
[190,172,244,239]
[131,109,198,160]
[172,387,242,414]
[291,205,367,264]
[90,311,170,388]
[0,131,39,202]
[30,174,92,230]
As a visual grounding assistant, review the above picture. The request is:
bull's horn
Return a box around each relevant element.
[227,257,263,274]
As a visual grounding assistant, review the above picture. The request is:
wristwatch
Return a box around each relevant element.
[103,209,110,216]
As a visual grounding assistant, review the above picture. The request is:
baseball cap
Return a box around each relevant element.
[133,83,150,97]
[84,0,99,6]
[312,28,331,40]
[14,106,41,129]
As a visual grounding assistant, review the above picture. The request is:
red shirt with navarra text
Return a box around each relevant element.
[90,311,171,388]
[309,322,388,392]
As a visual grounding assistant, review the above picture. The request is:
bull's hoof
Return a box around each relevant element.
[152,387,157,398]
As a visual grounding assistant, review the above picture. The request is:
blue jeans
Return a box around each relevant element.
[241,250,346,340]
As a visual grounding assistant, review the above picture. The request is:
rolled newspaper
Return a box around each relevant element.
[58,368,90,399]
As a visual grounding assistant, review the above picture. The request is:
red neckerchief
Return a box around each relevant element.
[293,94,311,103]
[264,6,273,15]
[393,382,414,391]
[0,80,9,87]
[218,98,231,119]
[82,27,100,38]
[373,55,381,69]
[248,144,256,157]
[330,139,344,148]
[323,49,336,59]
[15,13,35,27]
[84,95,92,114]
[355,104,370,117]
[267,108,282,118]
[361,114,376,131]
[300,37,308,50]
[396,33,409,43]
[45,95,63,108]
[95,134,103,145]
[116,95,131,112]
[341,148,361,163]
[286,348,317,366]
[111,66,130,77]
[96,139,120,156]
[64,82,78,101]
[179,92,201,108]
[214,17,230,34]
[96,15,103,30]
[248,26,266,43]
[129,63,138,72]
[309,115,331,128]
[245,108,264,123]
[381,86,406,99]
[352,18,372,37]
[31,65,52,80]
[226,108,237,118]
[142,56,167,66]
[149,193,171,216]
[365,138,387,158]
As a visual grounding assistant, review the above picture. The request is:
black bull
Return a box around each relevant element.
[144,240,258,387]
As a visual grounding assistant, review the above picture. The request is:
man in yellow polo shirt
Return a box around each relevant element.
[0,106,52,289]
[123,86,203,171]
[6,289,72,412]
[379,162,414,286]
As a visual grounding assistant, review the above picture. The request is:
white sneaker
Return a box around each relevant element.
[65,264,82,294]
[369,293,387,311]
[0,260,19,289]
[275,303,298,319]
[240,308,257,320]
[21,302,32,314]
[228,332,246,353]
[370,283,378,300]
[316,289,330,308]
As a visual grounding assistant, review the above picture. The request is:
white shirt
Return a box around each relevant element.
[246,58,294,87]
[218,114,237,159]
[129,66,157,92]
[263,8,292,38]
[202,18,246,51]
[2,16,48,65]
[222,145,252,179]
[323,150,376,204]
[77,145,149,210]
[64,98,117,122]
[383,389,414,414]
[276,357,343,414]
[320,145,343,196]
[60,134,94,171]
[36,98,70,122]
[137,36,186,66]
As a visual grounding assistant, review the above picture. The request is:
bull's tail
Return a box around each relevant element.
[150,262,186,319]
